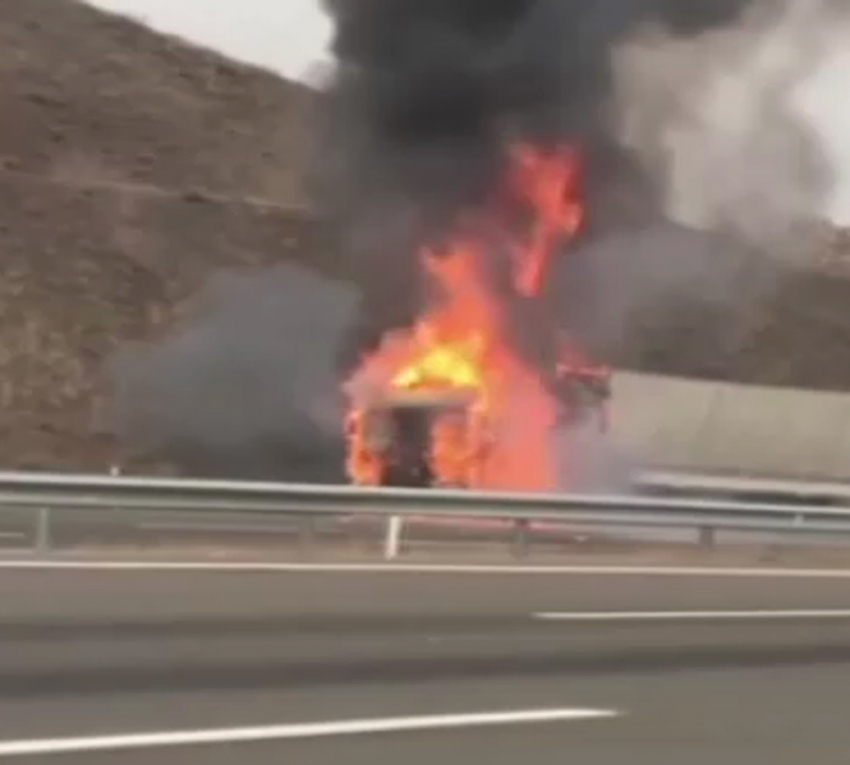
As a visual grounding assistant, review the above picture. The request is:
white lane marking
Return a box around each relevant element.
[0,709,618,757]
[534,609,850,621]
[1,559,850,577]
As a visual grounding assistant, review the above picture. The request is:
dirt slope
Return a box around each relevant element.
[0,0,320,470]
[0,0,313,200]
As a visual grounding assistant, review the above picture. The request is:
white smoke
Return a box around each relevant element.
[612,0,850,258]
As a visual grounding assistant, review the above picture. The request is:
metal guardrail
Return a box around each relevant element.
[1,471,850,559]
[636,470,850,505]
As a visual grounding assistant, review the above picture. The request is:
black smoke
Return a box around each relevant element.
[316,0,753,363]
[318,0,750,225]
[316,0,836,370]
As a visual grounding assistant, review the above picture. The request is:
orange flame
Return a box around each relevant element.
[508,144,584,297]
[345,142,587,491]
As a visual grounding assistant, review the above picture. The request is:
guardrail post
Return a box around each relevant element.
[34,507,51,554]
[384,515,404,561]
[512,518,531,558]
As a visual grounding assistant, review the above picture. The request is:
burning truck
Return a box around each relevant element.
[343,144,612,490]
[345,358,610,490]
[322,0,759,493]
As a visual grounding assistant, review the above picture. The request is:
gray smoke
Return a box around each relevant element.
[548,221,771,364]
[555,0,849,371]
[112,264,359,481]
[613,0,845,253]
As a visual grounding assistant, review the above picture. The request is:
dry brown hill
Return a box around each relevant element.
[1,0,313,200]
[2,0,850,475]
[0,0,321,470]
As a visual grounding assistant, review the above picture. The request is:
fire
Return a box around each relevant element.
[345,142,599,491]
[507,144,585,297]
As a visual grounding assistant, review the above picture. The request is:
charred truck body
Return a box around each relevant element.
[346,359,611,489]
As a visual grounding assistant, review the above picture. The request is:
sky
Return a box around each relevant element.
[87,0,850,224]
[89,0,334,81]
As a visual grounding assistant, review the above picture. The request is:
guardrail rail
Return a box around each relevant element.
[1,471,850,559]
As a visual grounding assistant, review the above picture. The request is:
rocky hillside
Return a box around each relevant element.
[2,0,850,475]
[0,0,321,470]
[1,0,313,199]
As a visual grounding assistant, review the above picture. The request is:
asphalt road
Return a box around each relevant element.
[2,564,850,762]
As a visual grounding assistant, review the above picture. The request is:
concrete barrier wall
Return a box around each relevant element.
[609,372,850,481]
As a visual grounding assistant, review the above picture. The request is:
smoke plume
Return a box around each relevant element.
[112,0,849,483]
[112,264,358,480]
[317,0,845,343]
[613,0,845,251]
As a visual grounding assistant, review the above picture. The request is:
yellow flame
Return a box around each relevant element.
[392,341,484,391]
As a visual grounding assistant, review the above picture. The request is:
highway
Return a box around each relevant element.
[1,563,850,762]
